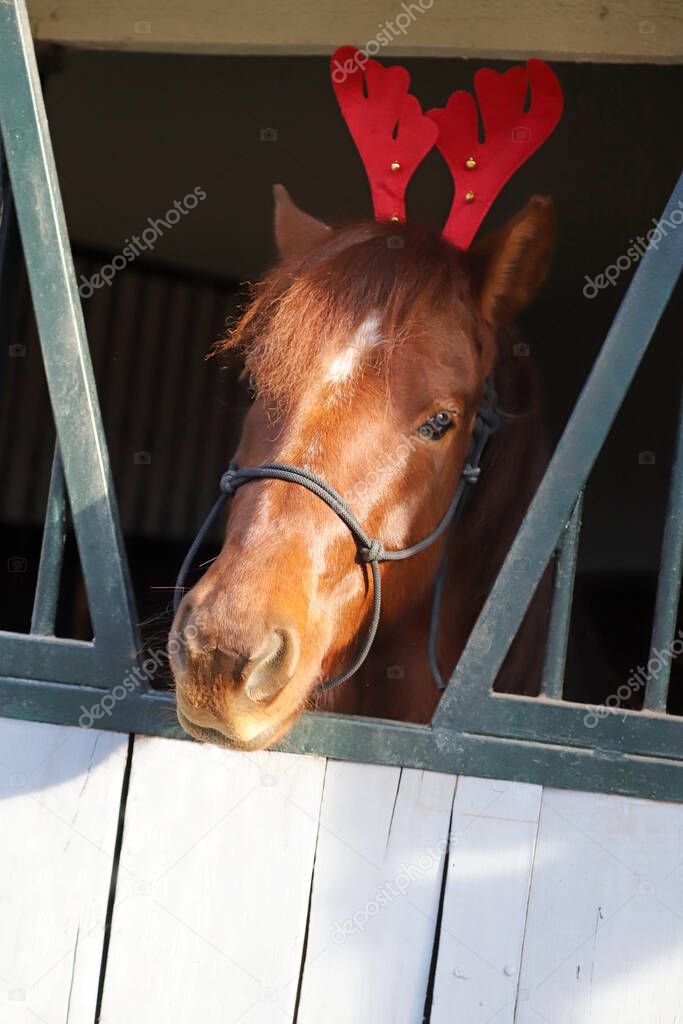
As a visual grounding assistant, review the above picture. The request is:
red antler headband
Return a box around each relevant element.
[331,45,438,226]
[331,46,563,250]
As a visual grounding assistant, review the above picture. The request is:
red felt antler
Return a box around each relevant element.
[331,46,438,225]
[427,60,563,249]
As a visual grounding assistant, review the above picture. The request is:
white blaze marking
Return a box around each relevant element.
[325,314,381,383]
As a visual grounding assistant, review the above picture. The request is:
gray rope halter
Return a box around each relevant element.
[174,381,500,693]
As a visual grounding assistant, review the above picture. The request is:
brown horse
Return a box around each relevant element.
[170,186,554,749]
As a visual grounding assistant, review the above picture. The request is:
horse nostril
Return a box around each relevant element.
[170,599,197,674]
[243,629,298,702]
[212,647,249,683]
[170,613,298,700]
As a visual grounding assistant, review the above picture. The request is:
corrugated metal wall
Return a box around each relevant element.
[0,250,248,541]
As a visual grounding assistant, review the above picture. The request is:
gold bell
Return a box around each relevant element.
[465,156,477,170]
[390,161,401,171]
[464,191,475,203]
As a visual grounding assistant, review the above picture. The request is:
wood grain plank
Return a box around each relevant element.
[297,761,456,1024]
[0,717,128,1023]
[515,787,683,1023]
[99,736,325,1023]
[26,0,683,62]
[430,776,542,1024]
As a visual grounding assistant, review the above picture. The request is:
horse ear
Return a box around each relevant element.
[470,196,555,326]
[273,184,331,260]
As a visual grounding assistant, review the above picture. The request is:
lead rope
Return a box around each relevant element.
[174,381,500,694]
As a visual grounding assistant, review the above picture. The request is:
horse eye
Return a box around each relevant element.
[417,410,453,440]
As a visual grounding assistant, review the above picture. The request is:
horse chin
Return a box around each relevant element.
[174,652,331,750]
[176,706,300,751]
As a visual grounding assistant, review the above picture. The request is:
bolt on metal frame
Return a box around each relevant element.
[0,0,682,802]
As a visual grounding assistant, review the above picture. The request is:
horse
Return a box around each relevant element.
[169,185,554,750]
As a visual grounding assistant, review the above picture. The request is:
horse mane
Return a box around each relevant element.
[217,220,476,411]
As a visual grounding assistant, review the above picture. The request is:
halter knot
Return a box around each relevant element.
[462,464,481,484]
[359,539,384,563]
[220,466,239,495]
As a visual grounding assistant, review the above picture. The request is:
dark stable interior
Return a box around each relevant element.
[1,50,682,713]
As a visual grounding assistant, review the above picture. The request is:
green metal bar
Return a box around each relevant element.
[0,132,12,277]
[541,491,583,699]
[644,382,683,712]
[0,126,21,415]
[30,444,68,636]
[0,0,140,683]
[433,173,683,730]
[1,681,683,804]
[1,633,96,684]
[435,689,678,757]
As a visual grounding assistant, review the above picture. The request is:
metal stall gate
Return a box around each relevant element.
[1,0,682,801]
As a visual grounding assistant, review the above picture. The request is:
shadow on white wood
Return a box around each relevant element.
[430,776,542,1024]
[296,761,456,1024]
[0,717,128,1024]
[515,788,683,1024]
[99,737,325,1024]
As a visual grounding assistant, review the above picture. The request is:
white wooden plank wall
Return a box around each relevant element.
[0,718,128,1024]
[99,736,326,1024]
[2,717,683,1024]
[515,789,683,1024]
[296,762,456,1024]
[430,777,542,1023]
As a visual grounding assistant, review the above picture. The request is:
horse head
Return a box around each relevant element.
[170,185,555,748]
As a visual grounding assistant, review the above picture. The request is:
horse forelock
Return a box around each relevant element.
[218,220,478,413]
